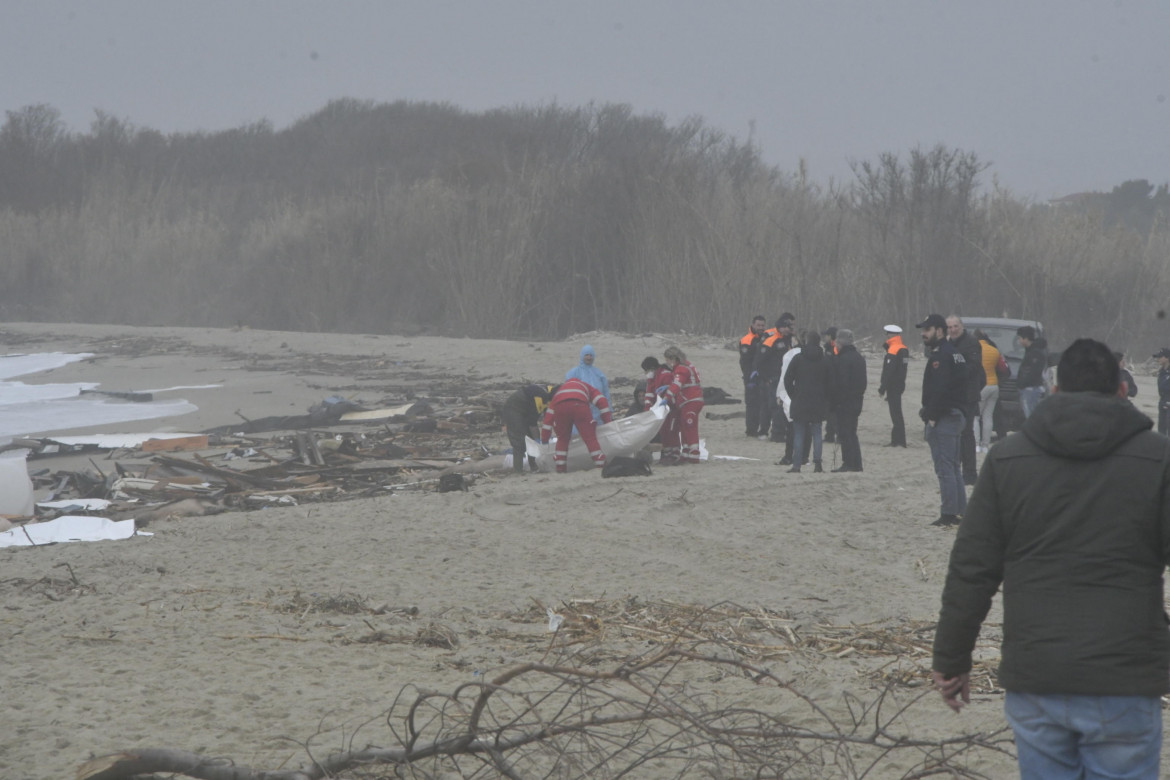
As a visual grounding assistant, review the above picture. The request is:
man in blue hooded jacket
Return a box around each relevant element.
[565,345,611,423]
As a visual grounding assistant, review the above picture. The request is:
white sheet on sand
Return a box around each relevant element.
[37,498,113,511]
[37,432,202,449]
[0,516,149,547]
[528,402,674,473]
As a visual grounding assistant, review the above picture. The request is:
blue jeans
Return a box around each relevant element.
[1020,385,1044,418]
[1005,691,1162,780]
[790,421,822,468]
[925,409,966,516]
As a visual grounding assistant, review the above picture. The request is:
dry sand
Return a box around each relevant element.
[1,322,1166,779]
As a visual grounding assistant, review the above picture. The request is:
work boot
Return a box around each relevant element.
[931,514,962,527]
[777,455,793,466]
[813,460,823,473]
[787,464,801,473]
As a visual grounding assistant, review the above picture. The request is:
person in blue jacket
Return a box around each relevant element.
[565,344,611,423]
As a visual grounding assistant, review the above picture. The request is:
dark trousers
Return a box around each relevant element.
[756,378,779,437]
[502,408,535,473]
[959,401,978,483]
[837,411,862,470]
[887,392,906,446]
[744,377,761,435]
[767,378,786,441]
[824,410,838,443]
[1160,402,1170,436]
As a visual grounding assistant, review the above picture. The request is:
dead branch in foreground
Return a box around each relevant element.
[79,638,1013,780]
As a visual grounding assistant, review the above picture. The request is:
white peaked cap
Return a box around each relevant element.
[883,324,903,333]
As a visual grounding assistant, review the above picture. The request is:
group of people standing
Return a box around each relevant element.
[739,314,867,473]
[503,343,703,474]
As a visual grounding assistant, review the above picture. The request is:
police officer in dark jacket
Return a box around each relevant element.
[946,315,983,486]
[879,324,910,447]
[919,314,968,526]
[1156,347,1170,434]
[830,329,867,472]
[501,384,552,473]
[738,315,767,437]
[754,313,795,442]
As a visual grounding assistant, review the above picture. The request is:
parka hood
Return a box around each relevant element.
[1022,392,1152,460]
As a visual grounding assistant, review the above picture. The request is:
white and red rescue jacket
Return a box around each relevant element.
[540,378,614,442]
[643,366,675,411]
[665,361,703,410]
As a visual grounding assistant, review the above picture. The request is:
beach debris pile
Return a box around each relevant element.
[9,393,525,528]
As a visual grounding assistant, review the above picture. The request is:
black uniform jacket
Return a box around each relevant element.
[920,340,966,422]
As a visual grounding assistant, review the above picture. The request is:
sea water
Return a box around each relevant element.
[0,352,201,441]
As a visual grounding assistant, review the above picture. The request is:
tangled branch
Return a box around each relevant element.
[80,618,1013,780]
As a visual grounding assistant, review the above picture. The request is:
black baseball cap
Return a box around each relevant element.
[1153,348,1170,359]
[916,313,946,330]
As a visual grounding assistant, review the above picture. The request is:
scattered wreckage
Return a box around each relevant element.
[2,384,739,538]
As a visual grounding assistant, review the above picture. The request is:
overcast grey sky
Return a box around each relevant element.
[3,0,1167,199]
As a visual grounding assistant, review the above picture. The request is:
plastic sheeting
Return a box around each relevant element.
[0,515,149,547]
[0,449,34,516]
[527,402,668,473]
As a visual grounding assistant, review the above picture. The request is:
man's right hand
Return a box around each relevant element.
[932,671,970,712]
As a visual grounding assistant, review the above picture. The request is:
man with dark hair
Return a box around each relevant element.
[829,328,866,472]
[946,315,983,485]
[918,313,968,527]
[738,315,768,437]
[1155,348,1170,435]
[1016,325,1048,418]
[933,337,1170,780]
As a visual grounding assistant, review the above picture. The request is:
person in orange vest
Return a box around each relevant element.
[738,315,768,437]
[754,313,796,442]
[540,379,614,473]
[661,346,704,464]
[878,324,910,447]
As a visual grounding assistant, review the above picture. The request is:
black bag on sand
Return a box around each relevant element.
[602,455,653,478]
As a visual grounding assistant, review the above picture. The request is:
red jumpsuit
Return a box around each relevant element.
[540,379,614,472]
[643,366,675,411]
[662,361,704,464]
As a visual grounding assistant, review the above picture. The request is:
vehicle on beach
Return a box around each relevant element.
[962,316,1045,437]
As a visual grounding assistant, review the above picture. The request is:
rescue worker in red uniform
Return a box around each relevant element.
[661,346,704,464]
[641,356,675,411]
[540,379,614,473]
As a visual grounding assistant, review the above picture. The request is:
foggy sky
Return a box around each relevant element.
[3,0,1167,199]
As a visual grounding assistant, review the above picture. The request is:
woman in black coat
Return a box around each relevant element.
[783,331,834,473]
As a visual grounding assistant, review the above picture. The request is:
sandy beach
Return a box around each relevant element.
[2,322,1166,779]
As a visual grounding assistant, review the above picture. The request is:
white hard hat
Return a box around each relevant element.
[883,324,903,334]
